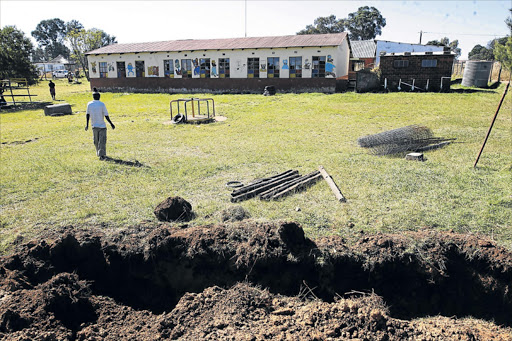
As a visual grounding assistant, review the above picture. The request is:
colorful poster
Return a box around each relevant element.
[193,58,200,75]
[211,60,218,77]
[175,60,181,75]
[148,66,159,77]
[326,55,335,78]
[127,63,134,76]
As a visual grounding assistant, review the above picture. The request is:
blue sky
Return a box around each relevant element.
[1,0,510,59]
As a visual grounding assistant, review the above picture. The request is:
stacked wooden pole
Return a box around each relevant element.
[230,166,346,203]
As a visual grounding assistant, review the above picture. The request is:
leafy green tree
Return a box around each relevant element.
[32,47,49,63]
[297,7,385,40]
[345,6,386,40]
[297,15,346,35]
[427,37,461,58]
[494,36,512,71]
[65,28,117,80]
[31,18,70,59]
[97,29,117,47]
[0,26,38,83]
[468,44,492,60]
[468,37,509,61]
[65,19,84,33]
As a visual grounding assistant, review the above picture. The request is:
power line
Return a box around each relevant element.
[421,31,506,37]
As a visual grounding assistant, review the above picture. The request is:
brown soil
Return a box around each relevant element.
[1,221,511,340]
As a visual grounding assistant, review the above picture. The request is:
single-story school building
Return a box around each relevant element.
[85,33,350,94]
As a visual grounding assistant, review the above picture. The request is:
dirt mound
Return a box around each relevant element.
[1,221,511,340]
[154,196,194,222]
[163,283,511,340]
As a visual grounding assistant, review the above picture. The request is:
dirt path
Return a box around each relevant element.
[1,221,511,340]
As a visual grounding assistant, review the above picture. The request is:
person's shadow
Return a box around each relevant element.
[102,156,148,168]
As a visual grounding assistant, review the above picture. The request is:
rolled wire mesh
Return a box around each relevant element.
[358,125,440,155]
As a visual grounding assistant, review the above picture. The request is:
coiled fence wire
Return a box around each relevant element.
[358,125,452,156]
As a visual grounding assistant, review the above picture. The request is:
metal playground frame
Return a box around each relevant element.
[170,98,215,124]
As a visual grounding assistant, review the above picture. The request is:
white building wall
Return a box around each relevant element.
[375,41,444,64]
[33,62,66,72]
[88,45,349,79]
[334,39,350,78]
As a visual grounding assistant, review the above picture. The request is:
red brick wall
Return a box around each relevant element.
[89,77,337,94]
[362,58,376,69]
[380,54,454,91]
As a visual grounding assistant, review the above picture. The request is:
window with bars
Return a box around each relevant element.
[200,58,210,78]
[247,57,259,78]
[421,59,437,68]
[99,62,108,78]
[289,56,302,78]
[267,57,280,78]
[393,60,409,68]
[181,59,192,78]
[164,60,174,78]
[219,58,230,78]
[312,56,325,78]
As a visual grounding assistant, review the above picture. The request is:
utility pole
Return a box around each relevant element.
[419,30,423,44]
[245,0,247,37]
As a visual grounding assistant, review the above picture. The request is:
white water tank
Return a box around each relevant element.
[462,61,493,87]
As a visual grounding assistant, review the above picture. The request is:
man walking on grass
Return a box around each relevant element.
[85,91,115,160]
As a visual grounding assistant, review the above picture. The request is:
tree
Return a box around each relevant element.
[494,36,512,71]
[0,26,38,83]
[468,44,492,60]
[97,29,117,47]
[468,37,509,61]
[65,28,117,80]
[426,37,461,58]
[345,6,386,40]
[31,18,70,59]
[32,47,49,63]
[297,6,385,40]
[65,19,84,33]
[297,15,346,35]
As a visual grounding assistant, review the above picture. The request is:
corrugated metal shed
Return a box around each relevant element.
[86,33,348,55]
[350,40,376,58]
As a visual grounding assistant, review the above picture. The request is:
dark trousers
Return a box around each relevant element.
[92,127,107,157]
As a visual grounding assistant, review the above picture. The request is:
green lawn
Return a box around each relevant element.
[1,78,511,251]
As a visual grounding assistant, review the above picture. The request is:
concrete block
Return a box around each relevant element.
[44,103,72,116]
[405,152,424,161]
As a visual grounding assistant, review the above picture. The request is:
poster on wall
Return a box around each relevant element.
[212,60,218,77]
[175,60,181,76]
[148,66,159,77]
[127,63,135,76]
[326,55,336,78]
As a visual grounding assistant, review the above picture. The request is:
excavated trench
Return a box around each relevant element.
[1,221,511,339]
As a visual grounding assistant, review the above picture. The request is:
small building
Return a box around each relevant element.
[350,40,377,72]
[33,55,69,74]
[85,33,350,94]
[379,50,455,91]
[375,40,445,65]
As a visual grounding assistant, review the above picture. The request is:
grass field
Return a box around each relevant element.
[1,78,511,251]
